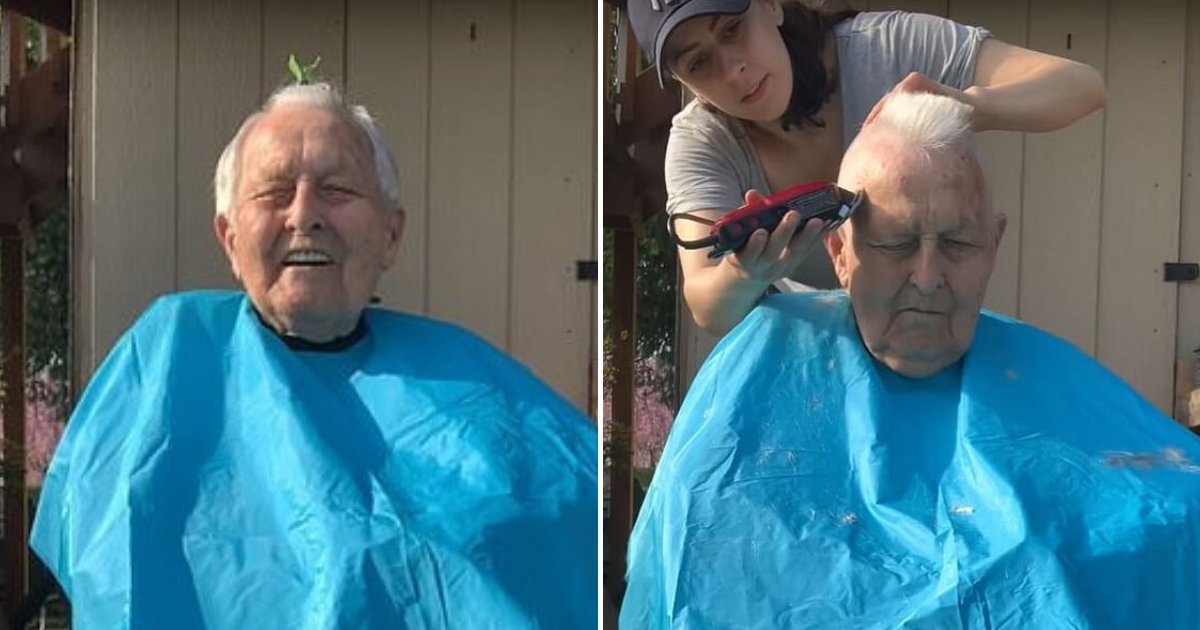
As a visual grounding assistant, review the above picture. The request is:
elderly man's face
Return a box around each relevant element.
[215,105,402,341]
[826,148,1004,378]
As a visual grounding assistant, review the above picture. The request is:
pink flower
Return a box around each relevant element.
[0,368,66,488]
[604,357,676,471]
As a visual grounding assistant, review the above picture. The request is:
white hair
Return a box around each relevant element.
[839,91,983,196]
[868,91,974,154]
[213,83,401,216]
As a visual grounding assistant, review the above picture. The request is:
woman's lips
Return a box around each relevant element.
[741,76,767,103]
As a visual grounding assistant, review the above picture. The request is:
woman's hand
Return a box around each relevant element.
[723,189,828,283]
[675,189,829,335]
[863,72,972,127]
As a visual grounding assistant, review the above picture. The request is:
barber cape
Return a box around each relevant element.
[622,291,1200,629]
[32,291,597,629]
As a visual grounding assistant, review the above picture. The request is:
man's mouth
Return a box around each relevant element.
[282,249,334,267]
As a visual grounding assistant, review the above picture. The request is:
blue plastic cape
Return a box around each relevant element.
[32,291,597,629]
[622,291,1200,629]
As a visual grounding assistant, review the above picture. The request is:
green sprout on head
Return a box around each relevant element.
[287,54,322,85]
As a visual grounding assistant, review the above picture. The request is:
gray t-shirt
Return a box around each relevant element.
[664,11,990,289]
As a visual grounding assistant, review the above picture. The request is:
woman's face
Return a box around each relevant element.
[662,0,792,122]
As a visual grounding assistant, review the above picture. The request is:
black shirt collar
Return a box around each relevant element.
[252,307,368,352]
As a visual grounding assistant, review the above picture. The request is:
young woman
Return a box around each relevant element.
[627,0,1106,334]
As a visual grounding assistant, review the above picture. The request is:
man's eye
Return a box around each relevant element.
[254,188,293,204]
[874,242,916,256]
[322,184,360,200]
[942,239,978,255]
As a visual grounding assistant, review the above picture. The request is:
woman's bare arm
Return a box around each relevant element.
[675,192,827,336]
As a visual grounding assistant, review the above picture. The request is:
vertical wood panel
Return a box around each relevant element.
[72,0,96,383]
[949,0,1028,317]
[510,0,594,409]
[177,0,260,291]
[88,0,178,367]
[1098,0,1185,412]
[262,0,345,94]
[345,0,431,315]
[1019,0,1106,355]
[428,0,514,348]
[1178,0,1200,372]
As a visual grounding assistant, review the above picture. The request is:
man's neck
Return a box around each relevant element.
[252,307,367,352]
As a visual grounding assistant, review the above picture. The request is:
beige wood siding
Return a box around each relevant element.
[1098,0,1186,414]
[1181,0,1200,381]
[72,0,596,411]
[1017,0,1106,356]
[678,0,1200,417]
[948,0,1026,317]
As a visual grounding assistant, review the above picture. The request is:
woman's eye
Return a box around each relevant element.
[687,53,709,75]
[723,19,742,38]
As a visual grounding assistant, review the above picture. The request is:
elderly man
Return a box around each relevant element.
[621,92,1200,628]
[31,84,597,629]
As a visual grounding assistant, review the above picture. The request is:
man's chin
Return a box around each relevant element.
[874,345,963,379]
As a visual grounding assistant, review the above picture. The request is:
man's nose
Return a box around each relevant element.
[908,240,946,294]
[286,182,325,233]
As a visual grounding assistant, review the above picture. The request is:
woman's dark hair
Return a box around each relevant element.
[777,2,858,131]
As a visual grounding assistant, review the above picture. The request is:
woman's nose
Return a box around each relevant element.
[717,49,746,81]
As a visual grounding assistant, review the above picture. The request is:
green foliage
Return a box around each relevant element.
[26,209,70,405]
[602,220,678,365]
[18,24,70,413]
[287,54,322,85]
[600,231,619,386]
[601,217,679,405]
[634,217,677,396]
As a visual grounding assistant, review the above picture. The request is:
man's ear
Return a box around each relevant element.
[380,205,406,270]
[993,213,1008,249]
[824,227,851,288]
[214,212,241,280]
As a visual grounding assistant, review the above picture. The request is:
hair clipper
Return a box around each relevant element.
[669,182,863,259]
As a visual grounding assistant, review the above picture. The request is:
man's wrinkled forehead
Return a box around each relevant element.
[843,144,987,234]
[239,106,373,182]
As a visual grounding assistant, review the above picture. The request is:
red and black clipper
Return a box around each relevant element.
[669,182,863,259]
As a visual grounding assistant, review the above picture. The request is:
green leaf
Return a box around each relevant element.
[287,54,304,84]
[286,54,321,85]
[304,56,322,78]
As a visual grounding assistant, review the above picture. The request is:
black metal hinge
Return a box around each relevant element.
[576,260,598,281]
[1164,263,1199,282]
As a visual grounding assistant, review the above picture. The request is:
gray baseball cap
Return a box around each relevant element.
[626,0,752,86]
